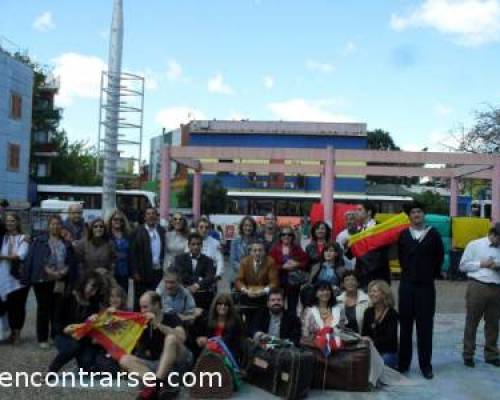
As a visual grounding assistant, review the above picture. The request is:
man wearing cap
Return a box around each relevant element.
[459,223,500,368]
[398,201,444,379]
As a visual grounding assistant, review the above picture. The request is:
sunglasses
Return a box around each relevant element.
[173,218,183,222]
[281,233,293,237]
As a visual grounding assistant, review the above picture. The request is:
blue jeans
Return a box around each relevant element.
[382,352,399,369]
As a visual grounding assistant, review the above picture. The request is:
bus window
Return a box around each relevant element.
[249,199,274,215]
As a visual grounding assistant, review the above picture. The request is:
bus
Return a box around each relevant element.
[471,200,492,218]
[35,185,158,223]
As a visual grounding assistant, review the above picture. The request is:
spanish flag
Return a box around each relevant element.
[73,311,148,361]
[348,213,410,258]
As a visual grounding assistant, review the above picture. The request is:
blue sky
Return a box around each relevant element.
[2,0,500,160]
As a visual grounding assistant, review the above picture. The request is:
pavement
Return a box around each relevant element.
[0,280,498,400]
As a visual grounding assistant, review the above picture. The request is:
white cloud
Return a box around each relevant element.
[391,0,500,46]
[268,98,353,122]
[434,103,453,116]
[306,59,335,73]
[208,73,235,95]
[166,60,183,81]
[263,75,275,89]
[52,53,107,106]
[155,107,206,130]
[33,11,56,32]
[345,41,357,54]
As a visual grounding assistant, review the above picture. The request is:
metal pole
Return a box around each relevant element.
[450,177,458,217]
[324,146,335,228]
[193,170,202,221]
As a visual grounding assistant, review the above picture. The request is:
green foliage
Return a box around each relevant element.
[37,130,101,186]
[367,129,401,150]
[412,191,449,215]
[178,177,228,215]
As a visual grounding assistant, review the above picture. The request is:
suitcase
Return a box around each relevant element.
[310,340,371,391]
[189,350,235,399]
[244,340,314,400]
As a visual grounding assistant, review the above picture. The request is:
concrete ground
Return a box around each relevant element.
[0,280,498,400]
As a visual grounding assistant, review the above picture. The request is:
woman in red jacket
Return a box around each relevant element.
[269,226,309,316]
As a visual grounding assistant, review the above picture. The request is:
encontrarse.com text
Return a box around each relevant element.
[0,369,222,388]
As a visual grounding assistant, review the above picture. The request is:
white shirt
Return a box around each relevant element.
[202,235,224,277]
[190,253,199,273]
[146,225,161,267]
[336,228,355,271]
[459,237,500,284]
[0,234,29,300]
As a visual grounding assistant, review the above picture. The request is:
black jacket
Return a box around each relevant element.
[248,309,302,347]
[173,253,216,291]
[398,227,444,284]
[130,225,166,284]
[362,307,399,354]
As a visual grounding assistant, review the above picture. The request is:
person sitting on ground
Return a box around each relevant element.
[235,240,280,322]
[119,291,193,400]
[249,288,302,346]
[173,232,216,311]
[336,271,370,334]
[109,284,128,311]
[196,293,244,362]
[301,281,345,341]
[308,242,345,288]
[361,280,399,369]
[48,271,109,373]
[156,269,203,324]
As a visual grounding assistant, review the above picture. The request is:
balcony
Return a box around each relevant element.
[33,142,58,158]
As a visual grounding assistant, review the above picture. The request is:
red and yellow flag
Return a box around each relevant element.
[73,311,148,361]
[348,213,410,258]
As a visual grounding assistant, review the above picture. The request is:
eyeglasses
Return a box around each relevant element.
[173,218,183,222]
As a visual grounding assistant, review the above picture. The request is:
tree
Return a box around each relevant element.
[412,191,448,215]
[367,129,401,150]
[446,105,500,153]
[38,130,101,185]
[178,177,228,215]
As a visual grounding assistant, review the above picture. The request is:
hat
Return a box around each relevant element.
[493,222,500,236]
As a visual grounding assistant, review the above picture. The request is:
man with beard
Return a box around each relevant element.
[249,288,302,346]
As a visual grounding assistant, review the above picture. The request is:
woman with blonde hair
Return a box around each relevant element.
[362,280,399,369]
[107,209,132,293]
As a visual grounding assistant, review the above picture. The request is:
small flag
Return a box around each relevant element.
[314,327,342,357]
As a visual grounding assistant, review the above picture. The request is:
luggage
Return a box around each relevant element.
[189,350,236,399]
[309,340,371,391]
[244,339,314,400]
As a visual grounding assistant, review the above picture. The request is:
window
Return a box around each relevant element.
[10,93,22,120]
[7,144,20,171]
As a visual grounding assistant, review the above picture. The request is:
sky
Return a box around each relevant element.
[2,0,500,161]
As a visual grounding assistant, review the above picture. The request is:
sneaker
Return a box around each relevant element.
[464,359,475,368]
[485,359,500,367]
[39,342,50,350]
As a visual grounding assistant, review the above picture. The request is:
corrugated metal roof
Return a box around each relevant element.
[187,120,367,137]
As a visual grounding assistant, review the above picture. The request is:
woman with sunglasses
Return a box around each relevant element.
[195,293,244,361]
[107,210,132,293]
[269,226,308,315]
[74,218,116,276]
[0,212,29,343]
[164,212,189,270]
[24,215,76,349]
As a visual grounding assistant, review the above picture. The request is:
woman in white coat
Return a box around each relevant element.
[336,271,370,333]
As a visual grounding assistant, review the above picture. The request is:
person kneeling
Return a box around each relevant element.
[119,291,193,400]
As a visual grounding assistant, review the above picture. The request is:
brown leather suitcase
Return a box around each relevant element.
[310,340,371,391]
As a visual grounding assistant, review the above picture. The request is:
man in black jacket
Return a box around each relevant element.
[249,288,302,346]
[398,201,444,379]
[173,232,217,311]
[131,207,166,311]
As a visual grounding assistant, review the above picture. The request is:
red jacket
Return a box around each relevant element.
[269,243,309,284]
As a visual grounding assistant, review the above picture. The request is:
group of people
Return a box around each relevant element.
[0,199,499,399]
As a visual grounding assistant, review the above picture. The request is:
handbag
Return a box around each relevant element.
[288,269,309,286]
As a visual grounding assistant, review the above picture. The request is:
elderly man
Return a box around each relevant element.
[119,291,193,399]
[63,203,86,242]
[195,217,224,280]
[336,211,360,271]
[460,223,500,368]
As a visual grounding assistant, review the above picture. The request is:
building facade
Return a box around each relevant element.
[149,128,181,180]
[0,49,33,203]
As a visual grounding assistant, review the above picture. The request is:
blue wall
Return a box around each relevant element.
[190,132,367,149]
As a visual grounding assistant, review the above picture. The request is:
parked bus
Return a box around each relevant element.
[35,185,158,223]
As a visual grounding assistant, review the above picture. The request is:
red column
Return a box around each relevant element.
[192,170,202,221]
[492,159,500,223]
[159,145,171,225]
[449,177,458,217]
